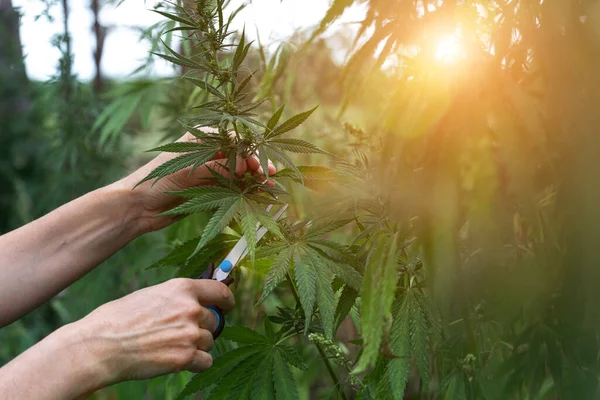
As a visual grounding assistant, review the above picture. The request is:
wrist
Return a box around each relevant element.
[99,180,151,238]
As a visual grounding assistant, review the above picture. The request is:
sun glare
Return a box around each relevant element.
[435,35,462,62]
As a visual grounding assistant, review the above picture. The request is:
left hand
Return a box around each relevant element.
[118,130,276,232]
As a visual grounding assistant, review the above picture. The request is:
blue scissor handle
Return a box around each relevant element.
[199,263,230,339]
[206,306,225,339]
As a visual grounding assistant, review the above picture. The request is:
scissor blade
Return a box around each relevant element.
[213,204,288,281]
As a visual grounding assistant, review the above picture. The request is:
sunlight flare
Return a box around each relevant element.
[435,35,463,62]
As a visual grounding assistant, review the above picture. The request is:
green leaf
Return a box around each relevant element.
[158,191,241,216]
[240,201,259,262]
[276,345,307,370]
[267,106,318,138]
[136,151,214,187]
[153,52,203,71]
[176,345,262,399]
[252,354,276,400]
[267,104,285,131]
[262,145,301,179]
[153,9,197,27]
[147,142,212,153]
[257,249,293,305]
[251,203,284,240]
[314,258,336,339]
[208,352,266,400]
[327,262,363,291]
[386,295,411,399]
[356,234,399,372]
[191,198,242,258]
[167,185,238,199]
[268,138,327,154]
[221,326,270,344]
[294,256,317,331]
[235,72,256,97]
[256,242,290,259]
[334,285,358,329]
[184,76,225,99]
[408,291,430,390]
[272,352,299,400]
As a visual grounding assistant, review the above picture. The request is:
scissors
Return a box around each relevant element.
[199,204,289,339]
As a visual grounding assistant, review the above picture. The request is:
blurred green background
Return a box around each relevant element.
[6,0,600,398]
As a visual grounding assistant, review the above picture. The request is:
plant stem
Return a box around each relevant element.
[316,342,349,400]
[285,273,348,400]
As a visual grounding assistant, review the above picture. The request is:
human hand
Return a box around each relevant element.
[119,130,277,232]
[71,278,235,385]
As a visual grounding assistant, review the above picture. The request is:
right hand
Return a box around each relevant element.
[72,278,235,385]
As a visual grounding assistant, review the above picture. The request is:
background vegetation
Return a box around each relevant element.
[4,0,600,398]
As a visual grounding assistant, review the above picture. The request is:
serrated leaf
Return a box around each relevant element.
[191,198,241,258]
[240,201,259,262]
[262,145,301,179]
[356,234,399,372]
[147,142,213,153]
[277,345,307,370]
[176,345,263,399]
[268,138,327,154]
[167,185,239,199]
[257,248,293,305]
[256,242,290,259]
[235,72,255,97]
[184,76,225,99]
[267,105,318,138]
[136,151,212,187]
[251,203,284,240]
[334,285,358,329]
[386,295,411,399]
[272,352,299,400]
[208,352,266,400]
[311,254,336,339]
[408,291,430,389]
[294,256,317,332]
[159,192,241,216]
[235,354,276,400]
[267,104,285,131]
[153,9,197,27]
[253,354,276,400]
[327,262,363,291]
[221,326,270,344]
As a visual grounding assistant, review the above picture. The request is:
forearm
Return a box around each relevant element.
[0,322,111,400]
[0,181,147,327]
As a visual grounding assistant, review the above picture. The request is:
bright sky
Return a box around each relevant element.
[13,0,365,81]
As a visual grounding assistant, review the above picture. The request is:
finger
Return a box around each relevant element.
[162,156,249,192]
[190,279,236,312]
[196,328,215,352]
[247,156,277,175]
[198,306,219,333]
[186,350,213,373]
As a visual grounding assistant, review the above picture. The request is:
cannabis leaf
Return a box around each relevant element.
[355,232,399,372]
[176,321,303,400]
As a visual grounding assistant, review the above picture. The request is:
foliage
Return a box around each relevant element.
[148,0,600,399]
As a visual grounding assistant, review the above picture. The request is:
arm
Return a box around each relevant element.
[0,132,274,327]
[0,278,235,400]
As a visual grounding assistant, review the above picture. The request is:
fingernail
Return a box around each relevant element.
[257,166,264,174]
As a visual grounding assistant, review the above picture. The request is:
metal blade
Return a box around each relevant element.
[213,204,288,281]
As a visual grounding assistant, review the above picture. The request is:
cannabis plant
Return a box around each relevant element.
[144,2,354,398]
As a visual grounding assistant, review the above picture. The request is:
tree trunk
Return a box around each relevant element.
[91,0,106,93]
[0,0,32,232]
[0,0,28,91]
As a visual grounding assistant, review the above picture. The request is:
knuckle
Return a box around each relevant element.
[170,278,194,292]
[174,348,196,369]
[197,330,215,352]
[181,301,201,318]
[185,326,203,343]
